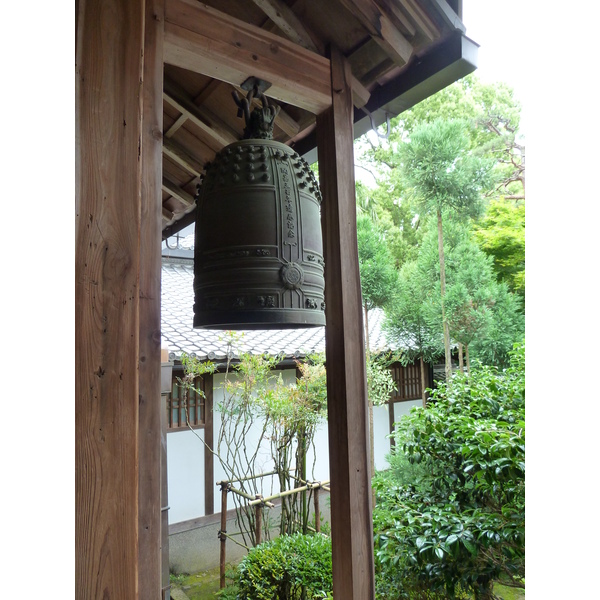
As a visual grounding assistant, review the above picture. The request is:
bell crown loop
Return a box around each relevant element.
[232,84,281,140]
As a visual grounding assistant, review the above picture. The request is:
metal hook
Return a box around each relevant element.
[361,106,391,139]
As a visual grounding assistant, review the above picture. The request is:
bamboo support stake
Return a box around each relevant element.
[248,481,330,506]
[255,503,263,546]
[219,485,228,589]
[216,468,281,486]
[314,490,321,533]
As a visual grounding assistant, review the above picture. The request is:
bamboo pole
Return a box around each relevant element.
[248,481,330,506]
[314,490,321,533]
[219,485,228,589]
[255,503,263,546]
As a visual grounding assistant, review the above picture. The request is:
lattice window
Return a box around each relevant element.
[167,373,206,430]
[390,362,422,401]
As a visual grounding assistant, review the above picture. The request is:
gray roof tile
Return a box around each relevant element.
[161,259,399,361]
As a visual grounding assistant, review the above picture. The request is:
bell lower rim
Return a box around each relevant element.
[194,309,325,330]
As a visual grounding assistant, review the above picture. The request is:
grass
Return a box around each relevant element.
[493,581,525,600]
[170,566,223,599]
[170,568,524,600]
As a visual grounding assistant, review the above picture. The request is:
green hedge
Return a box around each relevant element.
[227,533,332,600]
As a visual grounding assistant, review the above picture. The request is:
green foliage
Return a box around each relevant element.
[367,352,399,407]
[229,533,333,600]
[266,356,328,536]
[399,118,494,220]
[181,336,327,545]
[384,259,443,364]
[473,199,525,296]
[385,218,524,369]
[356,76,523,273]
[373,343,525,599]
[357,213,399,311]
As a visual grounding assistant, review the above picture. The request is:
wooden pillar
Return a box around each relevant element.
[139,0,165,598]
[75,0,164,597]
[204,374,215,515]
[316,44,376,600]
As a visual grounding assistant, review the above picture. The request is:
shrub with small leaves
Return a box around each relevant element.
[230,533,332,600]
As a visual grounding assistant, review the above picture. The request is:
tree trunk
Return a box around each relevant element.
[437,209,452,384]
[458,342,464,373]
[465,344,471,374]
[365,304,376,506]
[420,355,428,408]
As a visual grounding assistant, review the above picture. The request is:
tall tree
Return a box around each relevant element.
[389,218,524,373]
[398,118,493,381]
[356,213,398,480]
[356,75,524,273]
[384,259,442,404]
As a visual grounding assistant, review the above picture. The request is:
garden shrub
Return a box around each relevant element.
[373,342,525,599]
[231,532,332,600]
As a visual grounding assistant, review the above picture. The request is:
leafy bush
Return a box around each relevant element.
[373,343,525,599]
[230,533,332,600]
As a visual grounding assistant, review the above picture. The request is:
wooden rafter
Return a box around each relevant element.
[162,137,204,177]
[163,0,331,114]
[164,76,239,148]
[250,0,320,52]
[401,0,439,41]
[162,176,195,207]
[337,0,413,65]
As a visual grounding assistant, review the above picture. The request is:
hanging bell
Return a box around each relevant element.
[193,81,326,330]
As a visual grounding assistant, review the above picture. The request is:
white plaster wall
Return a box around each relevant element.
[167,371,423,524]
[393,400,423,425]
[373,404,391,471]
[167,428,206,524]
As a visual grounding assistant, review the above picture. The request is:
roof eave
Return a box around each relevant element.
[297,32,478,164]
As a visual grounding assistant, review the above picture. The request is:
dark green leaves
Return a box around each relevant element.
[373,343,525,598]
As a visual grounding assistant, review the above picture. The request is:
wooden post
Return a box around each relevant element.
[314,489,321,533]
[204,374,214,515]
[219,485,228,589]
[255,503,263,546]
[316,44,376,600]
[76,0,163,597]
[139,0,165,598]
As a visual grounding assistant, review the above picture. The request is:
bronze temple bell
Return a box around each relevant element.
[193,80,326,330]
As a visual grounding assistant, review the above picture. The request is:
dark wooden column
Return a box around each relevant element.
[139,0,165,598]
[76,0,163,597]
[316,44,376,600]
[204,373,215,516]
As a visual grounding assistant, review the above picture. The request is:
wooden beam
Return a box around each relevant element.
[139,0,164,598]
[163,206,175,222]
[380,1,417,36]
[316,45,376,600]
[250,0,320,52]
[401,0,439,41]
[163,76,239,148]
[162,137,204,177]
[251,0,370,109]
[429,0,466,31]
[162,176,195,207]
[163,0,331,114]
[337,0,413,65]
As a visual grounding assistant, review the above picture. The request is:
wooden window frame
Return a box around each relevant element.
[167,369,208,431]
[389,361,423,403]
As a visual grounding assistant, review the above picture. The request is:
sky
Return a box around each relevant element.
[461,0,527,103]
